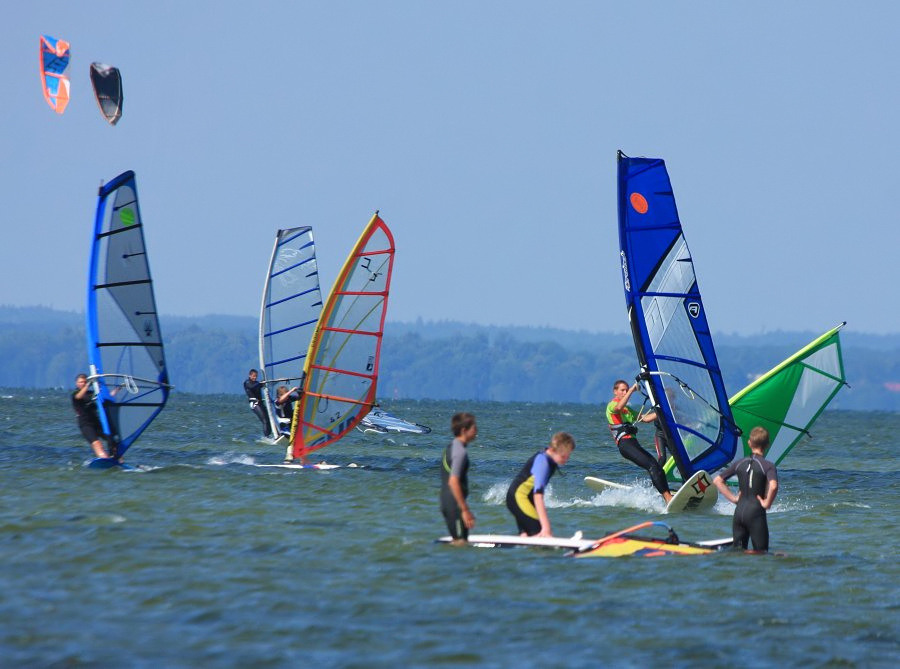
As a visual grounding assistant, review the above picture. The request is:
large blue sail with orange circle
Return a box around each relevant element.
[616,151,739,478]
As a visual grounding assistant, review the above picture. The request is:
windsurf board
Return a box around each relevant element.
[437,533,593,550]
[584,476,631,493]
[665,470,717,513]
[88,457,134,470]
[253,462,347,470]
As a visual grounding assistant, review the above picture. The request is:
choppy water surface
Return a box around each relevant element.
[1,391,898,667]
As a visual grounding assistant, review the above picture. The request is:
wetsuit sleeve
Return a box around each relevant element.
[718,460,739,480]
[449,441,468,478]
[531,453,552,494]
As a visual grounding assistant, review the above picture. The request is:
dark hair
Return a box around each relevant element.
[451,412,476,437]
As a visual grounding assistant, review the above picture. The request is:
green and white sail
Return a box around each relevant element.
[728,322,847,467]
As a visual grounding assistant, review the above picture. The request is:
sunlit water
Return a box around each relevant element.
[1,391,898,667]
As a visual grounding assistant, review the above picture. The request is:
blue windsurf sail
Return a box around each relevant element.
[616,151,739,478]
[86,171,169,460]
[258,227,322,438]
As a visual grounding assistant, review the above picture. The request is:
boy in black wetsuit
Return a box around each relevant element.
[243,369,272,438]
[713,426,779,553]
[72,373,110,459]
[440,412,477,545]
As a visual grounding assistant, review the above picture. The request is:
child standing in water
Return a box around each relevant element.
[439,412,478,545]
[713,426,779,553]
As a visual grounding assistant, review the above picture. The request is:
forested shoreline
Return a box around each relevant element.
[2,306,898,410]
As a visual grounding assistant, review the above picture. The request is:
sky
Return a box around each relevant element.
[3,2,899,336]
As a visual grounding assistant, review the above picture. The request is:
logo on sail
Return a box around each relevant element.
[620,251,630,292]
[687,302,701,318]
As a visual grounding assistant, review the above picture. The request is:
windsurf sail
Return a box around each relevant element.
[39,35,71,114]
[90,63,124,125]
[617,151,739,479]
[358,408,432,435]
[86,171,169,459]
[258,227,322,439]
[728,322,847,467]
[291,213,395,459]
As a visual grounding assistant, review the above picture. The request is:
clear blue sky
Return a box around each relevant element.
[3,2,898,335]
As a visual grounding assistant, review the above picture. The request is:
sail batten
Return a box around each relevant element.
[86,171,169,458]
[617,152,738,478]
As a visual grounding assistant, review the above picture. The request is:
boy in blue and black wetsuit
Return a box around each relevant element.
[440,412,478,545]
[505,432,575,537]
[713,426,779,553]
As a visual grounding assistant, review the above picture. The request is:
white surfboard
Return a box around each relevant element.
[665,470,717,513]
[252,463,347,470]
[437,532,594,550]
[584,476,632,493]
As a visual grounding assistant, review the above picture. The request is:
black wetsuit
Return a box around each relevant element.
[718,455,778,552]
[439,439,470,540]
[72,391,104,445]
[607,400,670,496]
[244,377,271,437]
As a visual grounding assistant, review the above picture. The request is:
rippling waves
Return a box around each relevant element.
[1,392,898,667]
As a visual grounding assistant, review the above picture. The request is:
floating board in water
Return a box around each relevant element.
[357,409,432,435]
[253,462,346,470]
[571,534,730,558]
[88,457,134,470]
[437,533,593,550]
[584,476,632,493]
[569,521,731,558]
[665,470,717,513]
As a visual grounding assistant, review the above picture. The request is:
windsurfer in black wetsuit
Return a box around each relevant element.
[243,369,272,438]
[713,426,779,553]
[72,373,111,459]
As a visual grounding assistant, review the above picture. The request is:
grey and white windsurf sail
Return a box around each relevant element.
[258,227,322,438]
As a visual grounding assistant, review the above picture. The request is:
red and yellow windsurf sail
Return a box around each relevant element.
[290,213,395,460]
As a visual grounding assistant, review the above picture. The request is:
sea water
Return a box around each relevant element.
[0,390,897,668]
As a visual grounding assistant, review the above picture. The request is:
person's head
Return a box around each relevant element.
[248,369,258,380]
[75,373,88,389]
[451,412,477,441]
[276,385,288,398]
[612,379,629,397]
[748,426,771,454]
[547,431,575,466]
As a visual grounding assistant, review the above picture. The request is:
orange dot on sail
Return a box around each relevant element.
[630,193,649,214]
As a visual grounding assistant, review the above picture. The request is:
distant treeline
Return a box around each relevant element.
[2,306,899,410]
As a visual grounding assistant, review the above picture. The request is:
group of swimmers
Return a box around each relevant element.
[440,379,780,553]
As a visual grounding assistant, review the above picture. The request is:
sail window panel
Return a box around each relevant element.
[315,323,380,382]
[804,344,842,380]
[657,359,720,458]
